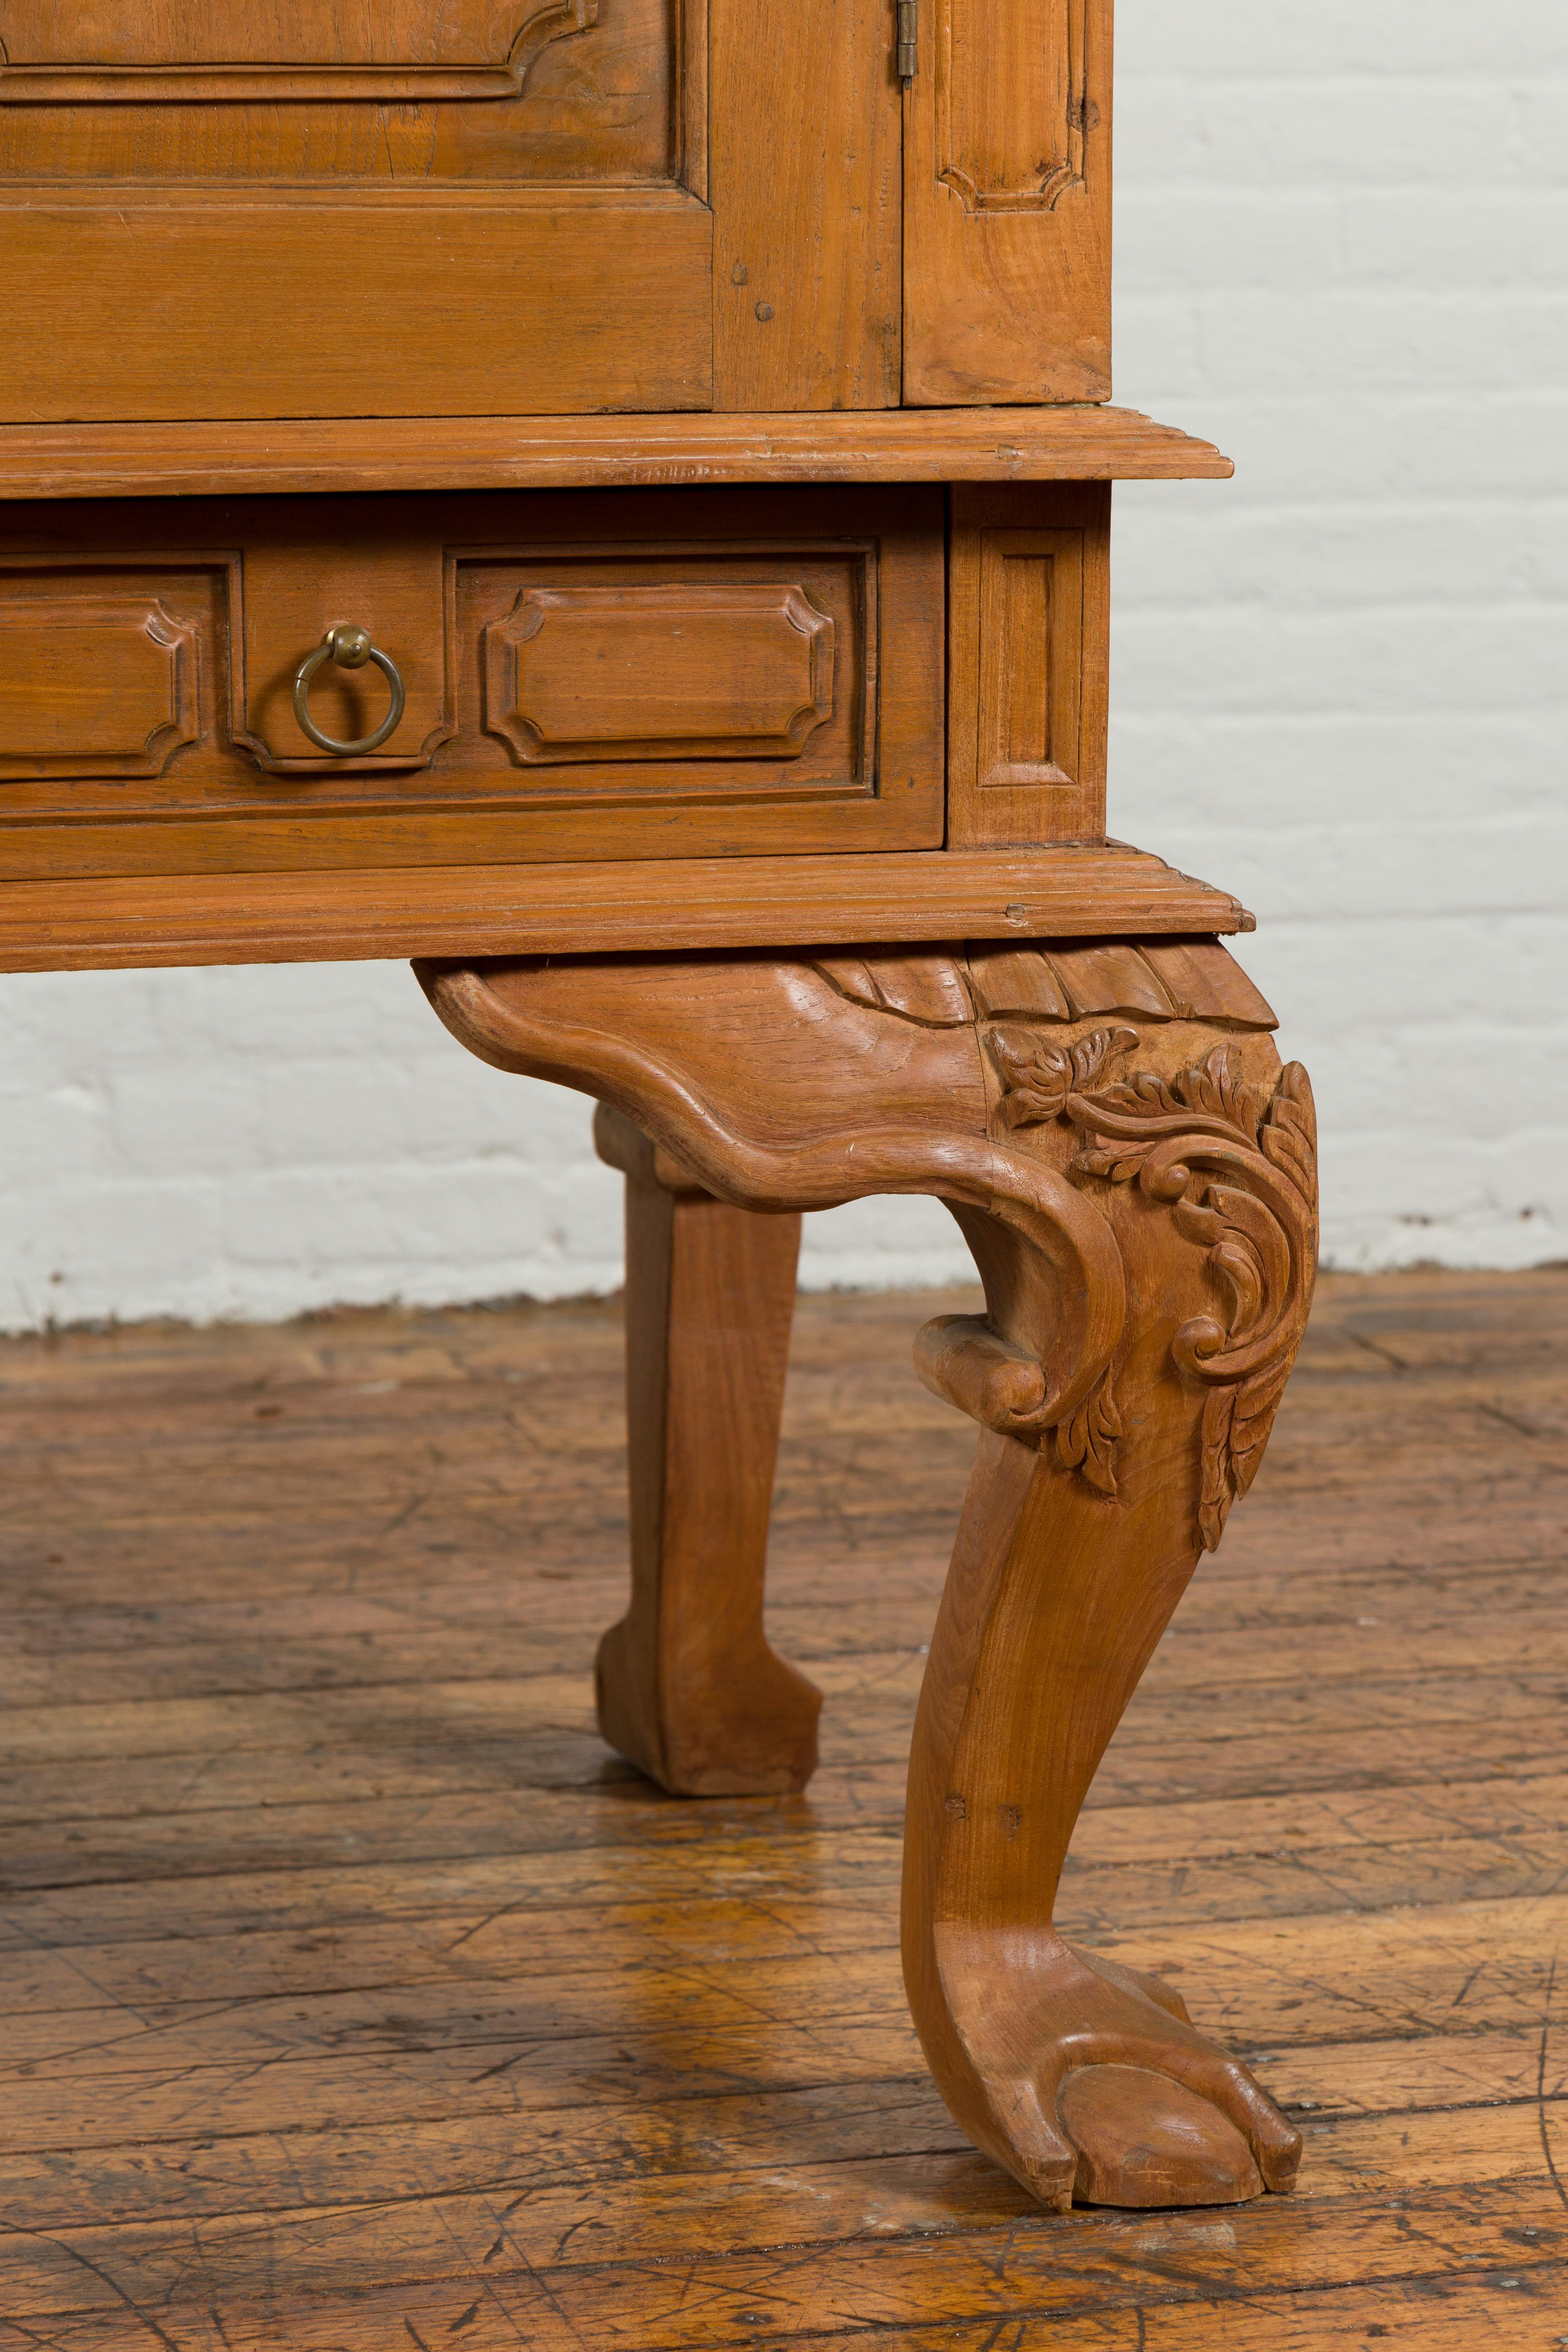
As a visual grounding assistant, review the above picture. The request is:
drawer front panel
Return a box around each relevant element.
[0,488,944,879]
[0,565,224,781]
[484,579,836,763]
[456,544,869,797]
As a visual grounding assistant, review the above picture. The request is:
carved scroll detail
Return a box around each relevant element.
[1055,1364,1122,1495]
[423,952,1313,1537]
[1066,1048,1319,1548]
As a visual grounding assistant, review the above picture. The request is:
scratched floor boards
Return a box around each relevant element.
[0,1268,1565,2347]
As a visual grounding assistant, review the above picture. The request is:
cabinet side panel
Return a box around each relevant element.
[711,0,902,411]
[903,0,1111,404]
[947,482,1108,846]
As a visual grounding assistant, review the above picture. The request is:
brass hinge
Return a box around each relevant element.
[897,0,917,81]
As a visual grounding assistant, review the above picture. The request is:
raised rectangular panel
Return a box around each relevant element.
[937,0,1085,213]
[0,0,690,190]
[456,542,871,799]
[947,483,1108,847]
[0,1,601,101]
[0,580,203,780]
[484,582,835,764]
[977,529,1084,795]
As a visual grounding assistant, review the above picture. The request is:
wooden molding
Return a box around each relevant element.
[0,845,1253,974]
[483,581,836,765]
[0,3,598,103]
[0,409,1234,504]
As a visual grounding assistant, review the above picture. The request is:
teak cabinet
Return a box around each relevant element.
[0,0,1109,416]
[0,0,1323,2226]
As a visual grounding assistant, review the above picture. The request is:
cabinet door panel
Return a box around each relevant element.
[0,0,683,184]
[902,0,1112,404]
[0,193,710,423]
[0,0,710,419]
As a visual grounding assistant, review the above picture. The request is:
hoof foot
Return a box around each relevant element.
[1057,2063,1265,2208]
[930,1931,1302,2210]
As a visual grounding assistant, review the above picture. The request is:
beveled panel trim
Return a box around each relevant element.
[483,581,836,765]
[936,0,1088,214]
[0,3,597,103]
[977,526,1084,794]
[0,587,202,780]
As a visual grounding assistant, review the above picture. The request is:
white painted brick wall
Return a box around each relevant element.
[1,0,1563,1330]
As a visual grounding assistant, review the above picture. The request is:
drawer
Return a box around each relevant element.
[0,488,944,880]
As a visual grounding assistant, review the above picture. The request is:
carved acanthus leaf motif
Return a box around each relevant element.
[1259,1062,1317,1202]
[987,1023,1137,1130]
[1066,1046,1318,1552]
[1055,1367,1123,1496]
[1199,1357,1292,1551]
[1069,1044,1274,1177]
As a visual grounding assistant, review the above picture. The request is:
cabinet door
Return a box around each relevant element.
[0,0,900,421]
[901,0,1112,403]
[0,0,709,421]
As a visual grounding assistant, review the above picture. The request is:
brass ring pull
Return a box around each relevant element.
[293,624,406,756]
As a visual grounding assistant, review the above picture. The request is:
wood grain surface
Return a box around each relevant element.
[1,1268,1564,2340]
[0,191,715,426]
[0,408,1234,504]
[0,844,1253,973]
[710,0,902,410]
[0,485,945,875]
[902,0,1112,403]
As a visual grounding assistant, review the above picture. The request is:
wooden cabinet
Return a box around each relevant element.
[0,0,1326,2255]
[0,0,1106,415]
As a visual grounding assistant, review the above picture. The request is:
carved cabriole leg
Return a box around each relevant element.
[591,1102,818,1796]
[416,937,1317,2212]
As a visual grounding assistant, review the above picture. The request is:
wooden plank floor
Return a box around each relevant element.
[1,1267,1565,2348]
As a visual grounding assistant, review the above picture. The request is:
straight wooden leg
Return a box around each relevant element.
[591,1104,818,1796]
[420,939,1317,2208]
